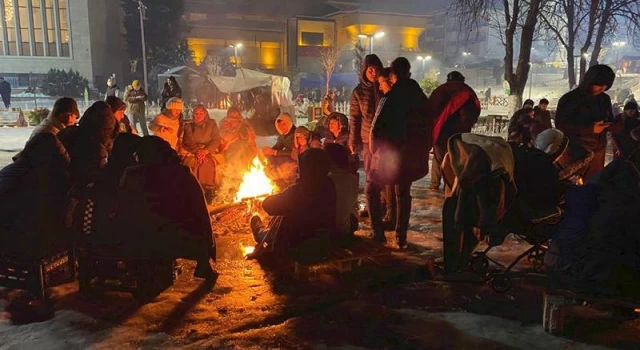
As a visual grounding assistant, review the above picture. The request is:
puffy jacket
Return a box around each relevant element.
[150,112,181,150]
[349,63,380,148]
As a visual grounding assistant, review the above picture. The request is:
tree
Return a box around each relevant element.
[320,46,340,95]
[40,69,89,98]
[353,40,366,72]
[419,69,441,96]
[452,0,546,113]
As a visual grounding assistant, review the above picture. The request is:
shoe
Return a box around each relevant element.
[194,261,218,281]
[396,238,408,249]
[250,215,263,235]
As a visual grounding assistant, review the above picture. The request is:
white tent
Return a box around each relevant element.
[210,68,294,116]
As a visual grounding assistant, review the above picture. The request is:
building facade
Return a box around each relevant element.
[0,0,125,88]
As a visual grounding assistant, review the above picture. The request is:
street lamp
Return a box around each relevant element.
[358,32,385,54]
[229,43,243,67]
[462,51,471,67]
[417,55,432,72]
[137,0,148,93]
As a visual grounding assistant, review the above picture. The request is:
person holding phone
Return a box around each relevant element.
[555,65,615,181]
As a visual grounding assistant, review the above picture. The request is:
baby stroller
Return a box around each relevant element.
[442,131,584,292]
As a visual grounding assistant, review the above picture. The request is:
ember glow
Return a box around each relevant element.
[242,245,255,256]
[234,157,275,202]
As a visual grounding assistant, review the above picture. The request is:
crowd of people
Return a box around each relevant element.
[1,54,639,297]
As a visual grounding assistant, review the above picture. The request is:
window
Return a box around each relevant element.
[58,0,69,56]
[18,0,30,55]
[301,32,324,47]
[31,0,44,55]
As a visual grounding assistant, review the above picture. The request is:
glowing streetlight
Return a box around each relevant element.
[229,43,243,67]
[613,41,626,66]
[358,32,385,54]
[462,52,471,67]
[417,55,432,71]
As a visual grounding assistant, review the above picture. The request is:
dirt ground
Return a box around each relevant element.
[1,177,639,349]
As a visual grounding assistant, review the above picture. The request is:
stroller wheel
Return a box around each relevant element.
[490,273,512,293]
[470,255,490,276]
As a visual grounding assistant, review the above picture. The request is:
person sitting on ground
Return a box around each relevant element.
[249,148,337,261]
[262,113,297,183]
[323,112,350,148]
[534,98,553,130]
[325,143,359,239]
[292,126,322,163]
[118,136,216,279]
[182,104,221,203]
[149,97,184,151]
[508,107,540,146]
[106,95,138,134]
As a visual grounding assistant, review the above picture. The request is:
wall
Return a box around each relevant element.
[0,0,94,85]
[87,0,126,87]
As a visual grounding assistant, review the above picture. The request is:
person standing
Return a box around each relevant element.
[429,71,481,177]
[123,80,149,136]
[534,98,553,130]
[555,64,615,181]
[149,97,184,151]
[369,57,432,248]
[322,90,336,117]
[161,76,182,111]
[0,77,11,109]
[104,76,120,100]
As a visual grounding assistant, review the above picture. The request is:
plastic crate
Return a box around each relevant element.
[0,249,76,299]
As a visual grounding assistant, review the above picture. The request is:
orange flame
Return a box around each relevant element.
[235,157,275,202]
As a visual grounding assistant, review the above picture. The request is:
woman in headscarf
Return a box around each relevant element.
[555,64,615,181]
[219,106,257,176]
[118,136,216,279]
[182,104,221,202]
[262,113,297,184]
[160,76,182,111]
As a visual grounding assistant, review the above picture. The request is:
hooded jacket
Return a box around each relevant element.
[291,126,322,162]
[271,114,296,157]
[349,54,383,148]
[324,113,350,149]
[555,64,615,153]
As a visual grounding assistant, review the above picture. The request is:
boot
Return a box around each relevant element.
[382,185,397,230]
[395,186,412,249]
[366,182,385,243]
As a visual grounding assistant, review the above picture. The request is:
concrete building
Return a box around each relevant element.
[0,0,125,88]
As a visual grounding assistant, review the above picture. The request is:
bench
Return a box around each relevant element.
[543,289,640,336]
[0,249,76,299]
[293,239,392,280]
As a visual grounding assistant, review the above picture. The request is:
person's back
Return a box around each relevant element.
[325,144,359,236]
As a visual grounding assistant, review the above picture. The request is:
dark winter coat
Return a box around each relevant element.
[291,126,322,163]
[349,57,382,149]
[0,134,69,257]
[262,149,336,253]
[555,65,614,155]
[271,125,296,157]
[324,130,349,148]
[123,86,148,117]
[0,80,11,106]
[534,106,553,130]
[610,111,640,160]
[429,81,481,162]
[370,78,432,184]
[161,80,182,110]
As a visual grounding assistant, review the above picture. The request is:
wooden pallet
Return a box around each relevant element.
[543,289,640,336]
[293,240,392,280]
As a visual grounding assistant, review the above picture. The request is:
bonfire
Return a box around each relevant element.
[234,157,275,203]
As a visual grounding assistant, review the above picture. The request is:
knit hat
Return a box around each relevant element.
[132,80,141,88]
[166,97,184,111]
[105,96,126,112]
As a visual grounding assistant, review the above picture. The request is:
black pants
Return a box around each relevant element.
[132,113,149,136]
[366,180,412,242]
